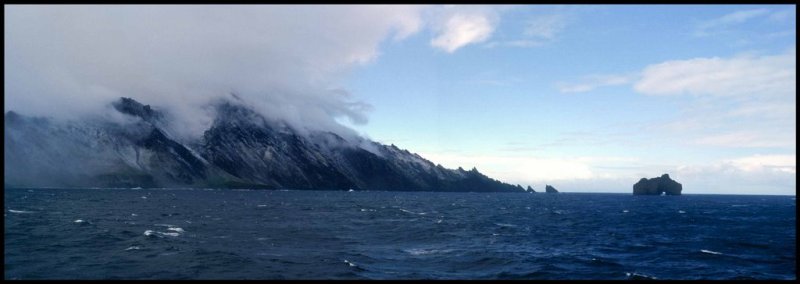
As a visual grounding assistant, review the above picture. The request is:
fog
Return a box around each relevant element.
[4,5,425,141]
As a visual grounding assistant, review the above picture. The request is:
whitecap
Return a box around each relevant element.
[622,210,629,213]
[494,223,517,228]
[132,187,143,190]
[140,196,147,199]
[701,249,723,255]
[8,210,33,214]
[74,219,85,223]
[257,205,268,207]
[145,229,181,237]
[167,227,184,233]
[399,208,425,215]
[131,213,138,216]
[626,272,657,280]
[125,246,141,251]
[678,210,686,214]
[405,248,454,256]
[344,259,357,267]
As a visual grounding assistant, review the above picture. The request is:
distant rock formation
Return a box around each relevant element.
[526,185,536,193]
[633,174,682,195]
[545,185,558,193]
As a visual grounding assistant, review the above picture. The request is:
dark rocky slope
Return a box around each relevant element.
[633,174,682,195]
[5,97,523,192]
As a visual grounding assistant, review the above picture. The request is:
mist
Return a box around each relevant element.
[4,5,425,141]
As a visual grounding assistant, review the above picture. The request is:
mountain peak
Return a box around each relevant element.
[112,97,163,123]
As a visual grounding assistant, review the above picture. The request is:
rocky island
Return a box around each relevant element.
[545,185,559,193]
[633,174,682,195]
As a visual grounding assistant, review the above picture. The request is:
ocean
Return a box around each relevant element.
[4,187,796,280]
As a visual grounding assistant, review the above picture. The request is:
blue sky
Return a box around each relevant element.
[5,5,795,195]
[340,5,796,195]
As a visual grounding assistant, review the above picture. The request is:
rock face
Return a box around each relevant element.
[545,185,558,193]
[633,174,682,195]
[5,97,525,192]
[526,185,536,193]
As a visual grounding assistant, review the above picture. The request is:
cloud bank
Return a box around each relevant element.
[5,5,425,139]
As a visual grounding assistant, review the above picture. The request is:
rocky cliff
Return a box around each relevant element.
[633,174,682,195]
[5,97,524,192]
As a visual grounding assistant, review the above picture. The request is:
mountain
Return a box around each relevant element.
[4,97,524,192]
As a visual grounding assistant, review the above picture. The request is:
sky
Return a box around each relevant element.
[5,5,797,195]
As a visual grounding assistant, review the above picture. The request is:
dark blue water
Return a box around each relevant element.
[4,188,796,280]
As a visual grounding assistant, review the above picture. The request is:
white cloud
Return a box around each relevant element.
[485,39,546,48]
[523,14,567,40]
[4,5,426,140]
[695,8,770,36]
[430,10,496,53]
[557,74,636,93]
[695,7,796,37]
[486,13,569,49]
[422,152,591,186]
[635,49,796,151]
[768,9,796,22]
[694,131,796,148]
[727,154,796,173]
[419,152,640,187]
[676,155,796,195]
[634,48,796,97]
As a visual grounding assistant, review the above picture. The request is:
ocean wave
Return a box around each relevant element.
[399,209,426,215]
[700,249,723,255]
[167,227,185,233]
[404,248,455,256]
[626,272,657,280]
[144,229,182,238]
[8,209,34,214]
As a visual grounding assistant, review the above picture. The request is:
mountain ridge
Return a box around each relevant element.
[4,97,524,192]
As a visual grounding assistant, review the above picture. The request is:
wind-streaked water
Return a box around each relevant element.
[4,188,796,280]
